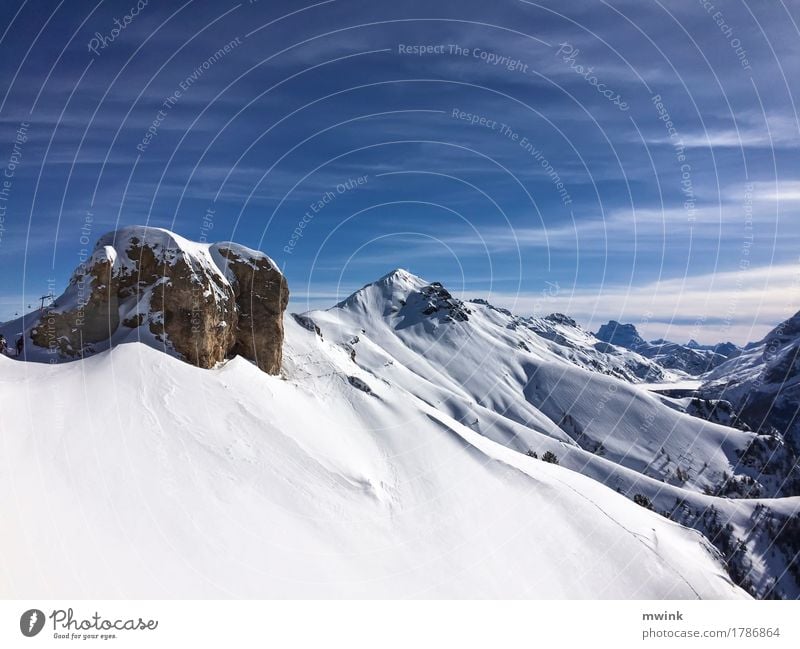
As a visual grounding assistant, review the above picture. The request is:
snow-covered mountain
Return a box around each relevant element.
[307,270,761,496]
[700,311,800,447]
[2,232,799,599]
[299,269,800,597]
[595,320,739,376]
[0,316,745,599]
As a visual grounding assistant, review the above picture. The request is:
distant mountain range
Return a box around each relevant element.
[2,227,798,599]
[700,312,800,447]
[594,320,740,375]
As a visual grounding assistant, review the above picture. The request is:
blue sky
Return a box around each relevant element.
[0,0,798,343]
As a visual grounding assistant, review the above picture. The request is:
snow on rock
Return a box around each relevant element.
[2,226,288,374]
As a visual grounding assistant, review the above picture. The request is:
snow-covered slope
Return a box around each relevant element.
[3,260,797,599]
[0,339,745,598]
[307,270,760,497]
[299,269,800,597]
[700,311,800,446]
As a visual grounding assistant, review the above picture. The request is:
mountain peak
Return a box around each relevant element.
[371,268,428,289]
[545,313,578,327]
[762,309,800,346]
[334,269,428,311]
[595,320,644,348]
[332,270,473,324]
[379,267,415,281]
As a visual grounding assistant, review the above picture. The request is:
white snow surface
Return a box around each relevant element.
[639,380,703,392]
[0,317,747,599]
[310,270,755,494]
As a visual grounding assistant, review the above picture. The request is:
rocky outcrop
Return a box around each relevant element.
[595,320,644,348]
[218,244,289,374]
[24,226,288,374]
[30,246,120,354]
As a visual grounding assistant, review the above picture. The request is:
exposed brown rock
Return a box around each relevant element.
[27,227,288,374]
[218,246,289,375]
[30,251,119,355]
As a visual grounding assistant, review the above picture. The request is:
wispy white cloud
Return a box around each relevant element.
[466,262,800,345]
[434,202,783,255]
[647,113,800,149]
[748,180,800,203]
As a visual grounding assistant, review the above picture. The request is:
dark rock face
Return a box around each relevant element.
[291,313,322,337]
[219,245,289,374]
[413,282,471,323]
[130,237,237,370]
[595,321,644,348]
[545,313,577,327]
[30,250,119,354]
[683,397,750,430]
[26,227,288,374]
[687,339,741,359]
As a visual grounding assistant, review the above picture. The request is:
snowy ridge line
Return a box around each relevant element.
[299,268,800,598]
[1,231,798,598]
